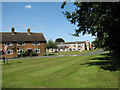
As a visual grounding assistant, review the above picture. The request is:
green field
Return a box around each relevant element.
[47,49,98,56]
[2,51,119,88]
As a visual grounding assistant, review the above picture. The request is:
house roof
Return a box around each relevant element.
[57,41,86,45]
[63,41,85,44]
[0,32,46,42]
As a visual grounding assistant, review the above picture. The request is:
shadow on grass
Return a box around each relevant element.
[3,63,12,65]
[81,52,120,71]
[17,62,22,63]
[2,61,22,65]
[48,54,56,56]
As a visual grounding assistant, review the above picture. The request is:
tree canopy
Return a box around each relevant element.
[55,38,65,43]
[61,2,120,54]
[46,39,58,49]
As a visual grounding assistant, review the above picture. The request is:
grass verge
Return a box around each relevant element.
[2,51,119,88]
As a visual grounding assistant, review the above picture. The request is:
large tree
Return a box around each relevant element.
[92,38,104,49]
[61,2,120,54]
[55,38,65,43]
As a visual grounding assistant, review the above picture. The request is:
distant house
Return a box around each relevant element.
[46,40,90,52]
[0,28,46,58]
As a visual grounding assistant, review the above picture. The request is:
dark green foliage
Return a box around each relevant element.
[30,51,38,57]
[55,38,65,43]
[24,51,29,56]
[11,27,15,31]
[61,1,67,9]
[18,51,37,57]
[18,52,26,57]
[46,39,58,49]
[92,38,104,48]
[61,2,120,54]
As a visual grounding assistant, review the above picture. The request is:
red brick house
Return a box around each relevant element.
[0,28,46,58]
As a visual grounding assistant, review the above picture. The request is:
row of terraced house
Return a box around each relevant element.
[0,28,46,58]
[46,40,95,52]
[0,28,94,58]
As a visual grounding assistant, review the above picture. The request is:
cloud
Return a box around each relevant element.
[24,5,32,9]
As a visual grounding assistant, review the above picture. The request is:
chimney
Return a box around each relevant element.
[11,27,15,35]
[76,41,78,44]
[27,28,31,35]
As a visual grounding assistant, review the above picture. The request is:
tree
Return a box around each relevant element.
[61,2,120,54]
[46,39,58,50]
[92,38,104,48]
[55,38,65,43]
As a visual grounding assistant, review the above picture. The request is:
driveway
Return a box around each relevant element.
[3,49,107,61]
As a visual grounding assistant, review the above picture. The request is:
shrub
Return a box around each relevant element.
[18,52,25,57]
[48,53,55,56]
[18,51,29,57]
[24,51,29,56]
[30,51,38,57]
[43,53,47,56]
[18,51,38,57]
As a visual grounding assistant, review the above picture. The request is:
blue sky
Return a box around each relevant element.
[2,2,95,43]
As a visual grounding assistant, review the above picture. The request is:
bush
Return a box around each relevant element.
[18,51,29,57]
[24,51,29,56]
[30,51,38,57]
[18,51,38,57]
[18,52,25,57]
[48,53,55,56]
[43,53,48,56]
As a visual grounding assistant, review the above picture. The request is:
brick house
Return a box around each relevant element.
[0,28,46,58]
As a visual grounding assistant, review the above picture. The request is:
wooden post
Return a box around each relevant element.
[5,51,8,64]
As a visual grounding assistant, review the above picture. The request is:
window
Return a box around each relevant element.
[69,48,72,51]
[73,49,76,51]
[33,42,40,45]
[4,42,12,46]
[73,45,76,47]
[81,43,84,46]
[34,49,40,53]
[17,42,25,46]
[18,49,25,54]
[6,49,13,55]
[63,49,65,51]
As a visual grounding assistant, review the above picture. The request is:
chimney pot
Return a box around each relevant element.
[27,28,31,35]
[11,28,15,35]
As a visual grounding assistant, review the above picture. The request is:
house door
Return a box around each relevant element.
[69,48,72,51]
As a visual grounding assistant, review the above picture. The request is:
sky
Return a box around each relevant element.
[2,2,96,43]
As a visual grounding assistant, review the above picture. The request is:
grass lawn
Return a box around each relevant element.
[2,51,119,88]
[47,49,98,56]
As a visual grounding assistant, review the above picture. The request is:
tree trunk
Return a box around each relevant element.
[109,48,111,55]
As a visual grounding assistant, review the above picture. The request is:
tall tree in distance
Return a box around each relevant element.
[61,2,120,54]
[55,38,65,43]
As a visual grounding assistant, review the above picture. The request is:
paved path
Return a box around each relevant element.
[3,49,107,61]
